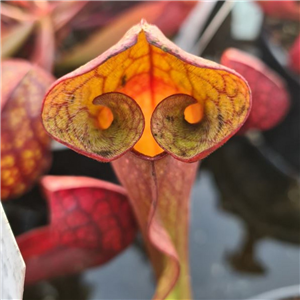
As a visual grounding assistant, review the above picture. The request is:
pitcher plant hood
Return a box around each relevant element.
[42,20,251,163]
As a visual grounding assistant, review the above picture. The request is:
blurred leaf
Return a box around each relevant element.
[56,1,197,69]
[256,1,300,21]
[221,48,290,132]
[0,202,25,299]
[289,34,300,73]
[1,21,35,58]
[17,176,137,285]
[1,60,54,200]
[1,1,88,68]
[1,2,30,21]
[9,1,34,9]
[30,16,55,72]
[52,1,88,31]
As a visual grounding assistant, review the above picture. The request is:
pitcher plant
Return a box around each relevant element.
[41,21,251,299]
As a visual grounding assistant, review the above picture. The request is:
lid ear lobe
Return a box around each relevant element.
[43,92,145,162]
[151,94,201,162]
[151,93,249,162]
[91,92,145,161]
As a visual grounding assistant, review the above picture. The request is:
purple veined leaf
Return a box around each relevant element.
[1,59,54,200]
[17,176,137,285]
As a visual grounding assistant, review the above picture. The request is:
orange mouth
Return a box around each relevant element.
[95,32,203,157]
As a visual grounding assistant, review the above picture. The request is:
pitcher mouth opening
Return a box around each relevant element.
[94,90,205,161]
